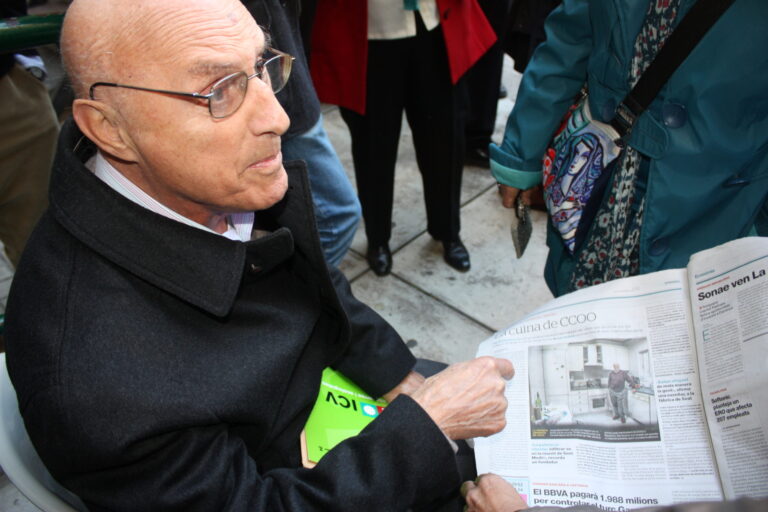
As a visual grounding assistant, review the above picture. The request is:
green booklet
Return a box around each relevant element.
[300,367,388,467]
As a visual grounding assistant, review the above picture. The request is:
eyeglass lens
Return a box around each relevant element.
[208,55,290,118]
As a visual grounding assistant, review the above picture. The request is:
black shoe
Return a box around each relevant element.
[499,84,508,99]
[366,245,392,276]
[464,146,490,168]
[442,240,470,272]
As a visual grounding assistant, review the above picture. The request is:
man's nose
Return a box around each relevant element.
[244,80,290,136]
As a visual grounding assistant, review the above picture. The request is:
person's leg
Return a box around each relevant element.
[281,115,362,267]
[463,0,514,167]
[0,64,58,267]
[340,103,400,250]
[619,389,628,422]
[406,22,463,244]
[339,38,408,274]
[404,19,468,271]
[609,390,620,419]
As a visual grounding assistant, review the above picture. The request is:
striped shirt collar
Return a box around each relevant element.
[87,152,254,242]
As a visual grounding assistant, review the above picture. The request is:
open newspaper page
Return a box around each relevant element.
[475,269,723,509]
[687,237,768,499]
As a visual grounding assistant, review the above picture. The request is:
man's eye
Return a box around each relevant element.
[210,86,225,102]
[255,56,270,74]
[200,79,220,95]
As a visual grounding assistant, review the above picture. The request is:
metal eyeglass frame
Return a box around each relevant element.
[88,48,294,119]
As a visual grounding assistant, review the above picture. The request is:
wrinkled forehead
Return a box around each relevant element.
[62,0,266,95]
[150,5,264,76]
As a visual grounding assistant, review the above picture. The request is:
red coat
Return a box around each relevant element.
[310,0,497,114]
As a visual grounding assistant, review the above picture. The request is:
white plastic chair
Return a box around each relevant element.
[0,353,87,512]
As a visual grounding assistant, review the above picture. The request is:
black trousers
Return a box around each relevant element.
[340,19,464,247]
[463,0,514,149]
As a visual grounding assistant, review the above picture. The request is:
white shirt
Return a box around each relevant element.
[368,0,440,40]
[87,152,255,242]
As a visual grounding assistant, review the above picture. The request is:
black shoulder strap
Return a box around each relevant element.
[611,0,736,136]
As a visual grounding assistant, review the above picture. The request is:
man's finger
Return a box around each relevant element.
[494,358,515,380]
[460,480,476,498]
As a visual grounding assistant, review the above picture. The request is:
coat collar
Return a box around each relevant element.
[49,120,324,317]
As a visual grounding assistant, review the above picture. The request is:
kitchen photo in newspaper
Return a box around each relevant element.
[528,338,659,443]
[475,237,768,510]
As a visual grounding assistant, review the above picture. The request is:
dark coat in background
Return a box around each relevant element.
[505,0,561,72]
[243,0,320,139]
[5,121,461,511]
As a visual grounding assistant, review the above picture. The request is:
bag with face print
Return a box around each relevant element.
[542,94,623,254]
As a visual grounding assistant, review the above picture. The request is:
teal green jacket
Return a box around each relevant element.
[490,0,768,296]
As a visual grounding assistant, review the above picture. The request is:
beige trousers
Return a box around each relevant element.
[0,63,58,267]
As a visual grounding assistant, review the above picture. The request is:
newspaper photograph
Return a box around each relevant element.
[528,338,660,444]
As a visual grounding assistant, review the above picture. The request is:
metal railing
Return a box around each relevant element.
[0,14,64,54]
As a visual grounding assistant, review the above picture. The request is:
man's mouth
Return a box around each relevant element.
[248,151,283,171]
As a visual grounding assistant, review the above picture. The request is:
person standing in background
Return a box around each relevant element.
[0,0,60,346]
[491,0,768,297]
[242,0,361,268]
[310,0,496,276]
[0,0,59,268]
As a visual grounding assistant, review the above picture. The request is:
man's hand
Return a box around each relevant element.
[411,357,514,440]
[498,184,520,209]
[382,371,425,403]
[461,473,528,512]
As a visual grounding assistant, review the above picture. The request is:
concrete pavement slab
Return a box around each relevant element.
[350,273,493,365]
[391,186,554,333]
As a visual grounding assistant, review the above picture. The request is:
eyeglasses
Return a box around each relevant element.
[89,48,294,119]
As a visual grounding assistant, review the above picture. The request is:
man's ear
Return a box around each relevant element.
[72,98,139,163]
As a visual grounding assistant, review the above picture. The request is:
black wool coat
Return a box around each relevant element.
[243,0,321,139]
[6,121,461,511]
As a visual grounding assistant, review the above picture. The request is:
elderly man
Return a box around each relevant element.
[5,0,514,510]
[608,363,635,424]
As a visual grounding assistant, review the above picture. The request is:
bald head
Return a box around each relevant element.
[61,0,290,233]
[61,0,257,99]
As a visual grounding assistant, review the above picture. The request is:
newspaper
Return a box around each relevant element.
[474,237,768,509]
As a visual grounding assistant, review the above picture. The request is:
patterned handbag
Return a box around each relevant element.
[542,93,623,254]
[541,0,736,255]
